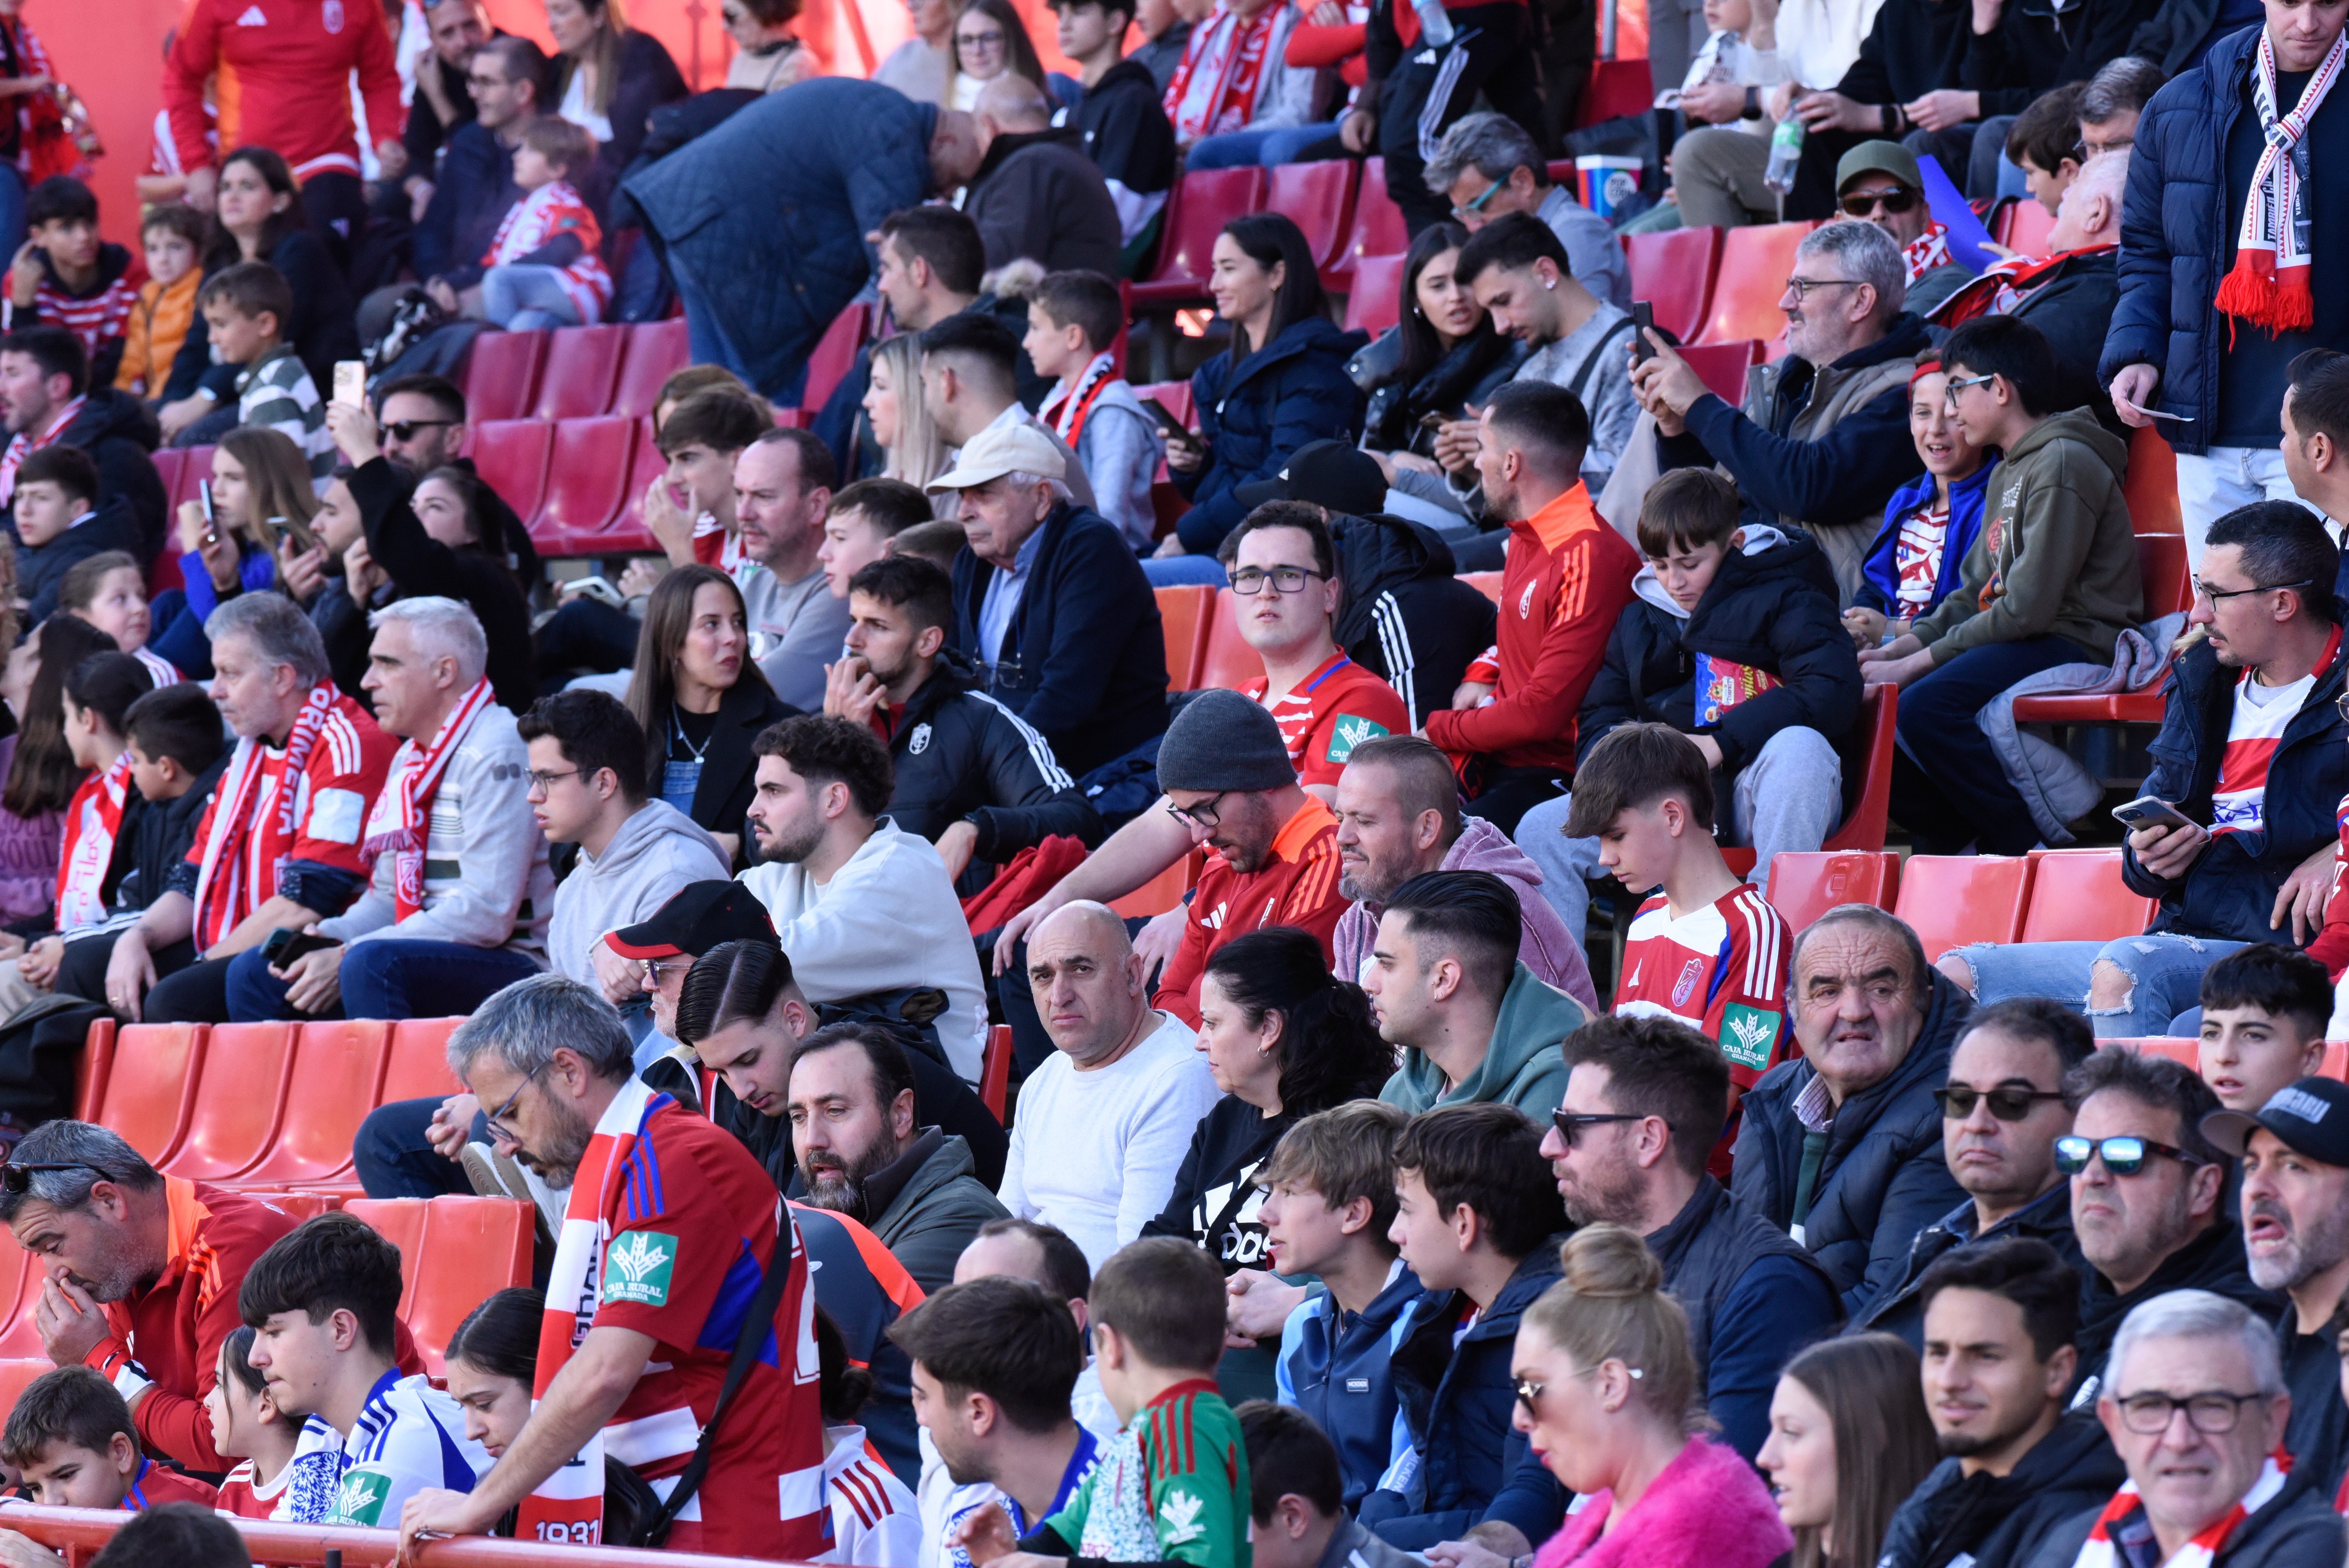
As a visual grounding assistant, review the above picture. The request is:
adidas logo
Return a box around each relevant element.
[235,5,267,22]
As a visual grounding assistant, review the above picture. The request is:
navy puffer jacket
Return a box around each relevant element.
[1175,314,1369,553]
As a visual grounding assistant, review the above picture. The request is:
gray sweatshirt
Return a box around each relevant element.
[1073,381,1165,552]
[546,799,731,983]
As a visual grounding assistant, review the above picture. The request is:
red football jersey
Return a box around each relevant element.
[1244,652,1409,788]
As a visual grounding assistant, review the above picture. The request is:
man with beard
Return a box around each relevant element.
[1537,1013,1838,1459]
[399,973,830,1557]
[2061,1048,2273,1406]
[1876,1239,2124,1568]
[782,1021,1008,1293]
[2202,1077,2349,1493]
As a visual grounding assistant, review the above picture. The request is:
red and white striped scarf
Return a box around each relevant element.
[484,181,613,323]
[2073,1452,2289,1568]
[1163,6,1281,143]
[2216,28,2347,338]
[360,676,494,924]
[0,395,83,507]
[1903,224,1951,285]
[55,752,131,930]
[189,683,337,951]
[1041,352,1118,448]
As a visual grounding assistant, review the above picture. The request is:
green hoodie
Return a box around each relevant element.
[1911,407,2142,666]
[1379,962,1592,1115]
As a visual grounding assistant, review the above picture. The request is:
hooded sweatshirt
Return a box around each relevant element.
[1910,409,2142,666]
[547,800,731,984]
[1331,819,1598,1010]
[1377,961,1591,1115]
[1877,1415,2127,1568]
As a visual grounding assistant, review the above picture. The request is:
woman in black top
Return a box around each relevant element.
[625,565,795,868]
[546,0,690,173]
[1349,221,1528,464]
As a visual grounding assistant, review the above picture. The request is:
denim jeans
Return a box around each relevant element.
[2174,447,2320,566]
[1142,554,1230,587]
[1942,932,2249,1037]
[482,263,587,331]
[225,939,544,1022]
[353,1094,485,1199]
[1892,634,2094,855]
[1184,121,1348,168]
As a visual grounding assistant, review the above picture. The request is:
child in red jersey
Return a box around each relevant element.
[204,1324,299,1521]
[0,1366,216,1548]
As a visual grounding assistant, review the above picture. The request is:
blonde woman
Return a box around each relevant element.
[544,0,688,171]
[861,333,952,509]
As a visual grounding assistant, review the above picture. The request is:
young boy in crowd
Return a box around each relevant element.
[2197,944,2330,1114]
[431,117,610,331]
[195,261,333,488]
[818,477,936,599]
[1024,270,1160,552]
[1237,1402,1422,1568]
[0,1366,217,1526]
[958,1238,1248,1568]
[1044,0,1176,261]
[12,444,127,624]
[5,176,141,390]
[1363,1103,1567,1551]
[206,1324,303,1521]
[239,1213,487,1526]
[1261,1101,1420,1511]
[2006,84,2086,219]
[116,204,205,400]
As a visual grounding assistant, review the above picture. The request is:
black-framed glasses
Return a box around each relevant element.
[1228,566,1324,597]
[2112,1390,2270,1435]
[483,1060,554,1140]
[1839,186,1919,217]
[1783,276,1864,300]
[383,418,458,442]
[1942,372,1996,405]
[2053,1134,2206,1176]
[2194,577,2314,605]
[1934,1083,2067,1121]
[1549,1110,1642,1147]
[1166,790,1230,830]
[0,1162,108,1196]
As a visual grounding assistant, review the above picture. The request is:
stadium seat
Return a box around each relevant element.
[168,447,212,511]
[1763,851,1901,933]
[1893,854,2034,964]
[2019,848,2158,944]
[1625,226,1723,344]
[1696,223,1813,344]
[226,1021,391,1189]
[0,1358,47,1423]
[1269,160,1357,275]
[1195,589,1268,691]
[1111,848,1205,920]
[531,415,638,554]
[2124,424,2182,535]
[379,1017,466,1106]
[1329,158,1408,286]
[604,415,669,555]
[74,1017,113,1123]
[980,1026,1012,1123]
[406,1197,535,1376]
[2123,1037,2199,1069]
[163,1021,297,1182]
[1994,197,2056,258]
[1574,58,1656,128]
[148,449,185,514]
[611,317,692,419]
[0,1230,31,1353]
[1721,685,1899,878]
[467,420,554,531]
[2009,536,2189,723]
[1135,169,1268,308]
[1678,340,1759,406]
[1344,255,1408,337]
[461,330,547,424]
[344,1199,431,1321]
[1461,571,1503,602]
[531,325,627,421]
[1130,381,1194,432]
[1155,583,1214,689]
[802,303,869,412]
[2326,1041,2349,1080]
[96,1023,207,1167]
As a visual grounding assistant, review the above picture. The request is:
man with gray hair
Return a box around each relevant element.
[2036,1290,2342,1568]
[964,74,1123,276]
[110,593,396,1024]
[217,597,554,1023]
[1620,219,1934,601]
[1419,112,1631,311]
[397,973,832,1557]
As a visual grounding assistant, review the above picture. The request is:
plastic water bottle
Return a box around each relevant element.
[1764,114,1804,194]
[1412,0,1454,46]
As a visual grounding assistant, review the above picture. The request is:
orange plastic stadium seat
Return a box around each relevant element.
[530,416,638,554]
[801,304,870,412]
[1721,686,1898,877]
[1269,161,1356,274]
[1625,226,1723,344]
[403,1197,535,1377]
[2019,849,2159,944]
[980,1026,1012,1123]
[1677,340,1759,406]
[0,1359,49,1423]
[96,1023,207,1166]
[1195,590,1268,691]
[1893,855,2035,965]
[1135,169,1267,308]
[380,1018,466,1107]
[611,318,692,419]
[1763,851,1900,933]
[228,1021,392,1189]
[344,1199,430,1321]
[2324,1041,2348,1080]
[1155,584,1215,690]
[0,1229,32,1350]
[2009,536,2187,724]
[461,330,547,424]
[2125,425,2182,535]
[1111,848,1205,921]
[467,419,554,526]
[163,1022,297,1182]
[1344,255,1409,338]
[75,1017,114,1123]
[532,324,627,421]
[2124,1038,2201,1071]
[1697,223,1813,344]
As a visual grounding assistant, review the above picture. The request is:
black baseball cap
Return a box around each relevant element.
[2203,1076,2349,1167]
[1234,440,1386,516]
[607,880,777,960]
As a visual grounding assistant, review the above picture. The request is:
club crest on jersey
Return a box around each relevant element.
[1670,957,1703,1007]
[322,0,344,29]
[1518,581,1535,618]
[908,723,932,755]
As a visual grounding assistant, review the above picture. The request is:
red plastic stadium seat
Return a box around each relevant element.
[530,416,638,554]
[162,1021,296,1181]
[380,1017,466,1106]
[1344,255,1408,337]
[604,415,669,555]
[1196,589,1268,691]
[2126,424,2182,535]
[1461,571,1502,603]
[2010,537,2187,723]
[1574,58,1656,128]
[405,1197,535,1377]
[96,1023,207,1166]
[1719,686,1898,875]
[1697,223,1814,344]
[802,304,869,412]
[1893,855,2034,964]
[1155,583,1214,689]
[343,1199,431,1320]
[611,318,692,419]
[2326,1041,2349,1080]
[467,420,554,531]
[1111,848,1205,920]
[1135,169,1268,308]
[148,448,186,512]
[1679,340,1759,406]
[1625,226,1723,344]
[1332,159,1410,285]
[0,1359,48,1424]
[228,1021,391,1188]
[980,1026,1012,1123]
[0,1230,32,1354]
[2019,848,2158,944]
[1763,851,1901,933]
[75,1017,113,1123]
[1994,197,2056,258]
[461,331,547,424]
[169,447,212,511]
[531,325,627,421]
[1269,160,1356,274]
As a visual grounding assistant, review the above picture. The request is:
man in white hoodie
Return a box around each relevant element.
[738,713,990,1083]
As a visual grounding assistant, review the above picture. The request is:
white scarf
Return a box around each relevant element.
[360,677,494,923]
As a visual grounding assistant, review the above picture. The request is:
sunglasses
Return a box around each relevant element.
[2053,1134,2206,1176]
[1934,1083,2066,1121]
[383,418,458,442]
[0,1161,109,1196]
[1549,1110,1641,1147]
[1839,187,1919,217]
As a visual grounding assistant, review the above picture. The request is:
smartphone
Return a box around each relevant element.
[1141,397,1189,438]
[561,576,628,611]
[1630,301,1656,367]
[267,512,323,558]
[2111,795,2197,833]
[197,479,217,547]
[260,927,337,968]
[333,360,367,409]
[1418,411,1451,435]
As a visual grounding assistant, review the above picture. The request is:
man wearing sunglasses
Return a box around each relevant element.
[1831,142,1977,319]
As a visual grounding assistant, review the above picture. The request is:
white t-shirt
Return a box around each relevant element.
[996,1012,1220,1270]
[2212,667,2315,835]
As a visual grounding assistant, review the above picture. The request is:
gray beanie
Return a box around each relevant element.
[1157,689,1295,794]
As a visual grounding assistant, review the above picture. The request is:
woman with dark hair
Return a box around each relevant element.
[949,0,1045,109]
[546,0,689,173]
[625,565,794,866]
[1143,927,1393,1272]
[154,146,359,433]
[1758,1334,1940,1568]
[0,616,116,924]
[815,1306,922,1565]
[1157,212,1367,583]
[723,0,815,92]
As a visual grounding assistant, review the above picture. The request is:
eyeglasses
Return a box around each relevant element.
[1935,1083,2067,1121]
[640,957,691,986]
[2112,1390,2270,1436]
[1839,186,1919,217]
[383,418,458,442]
[1942,372,1996,405]
[1783,276,1865,301]
[483,1060,553,1140]
[2193,577,2313,605]
[2053,1134,2206,1176]
[1514,1363,1642,1417]
[525,768,581,795]
[1549,1110,1642,1147]
[0,1161,109,1196]
[1228,565,1324,597]
[1165,790,1230,829]
[956,27,1006,46]
[1449,180,1505,223]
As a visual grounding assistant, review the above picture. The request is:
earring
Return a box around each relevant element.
[1543,277,1555,290]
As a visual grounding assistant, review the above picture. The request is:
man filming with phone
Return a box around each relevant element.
[1935,502,2349,1039]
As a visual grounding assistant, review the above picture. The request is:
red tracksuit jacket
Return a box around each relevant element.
[163,0,403,181]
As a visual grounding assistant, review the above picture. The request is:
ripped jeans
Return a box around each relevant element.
[1940,933,2250,1037]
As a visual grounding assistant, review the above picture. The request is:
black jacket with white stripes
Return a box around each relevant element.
[882,654,1105,863]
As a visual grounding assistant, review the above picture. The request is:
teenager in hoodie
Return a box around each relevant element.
[1046,0,1177,260]
[1861,317,2142,856]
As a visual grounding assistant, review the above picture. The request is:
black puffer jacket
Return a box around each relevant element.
[2073,1219,2278,1402]
[1852,1181,2082,1350]
[1349,326,1529,458]
[881,654,1104,859]
[1878,1416,2128,1568]
[1329,511,1496,730]
[1576,526,1861,776]
[1731,970,1973,1315]
[1960,0,2161,117]
[113,748,234,917]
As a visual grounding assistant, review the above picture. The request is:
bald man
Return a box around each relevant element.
[952,1216,1121,1436]
[965,75,1123,276]
[994,902,1218,1269]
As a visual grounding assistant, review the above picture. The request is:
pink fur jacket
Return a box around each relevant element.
[1531,1435,1794,1568]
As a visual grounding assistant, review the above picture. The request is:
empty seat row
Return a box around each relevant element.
[1763,846,2160,960]
[461,318,690,424]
